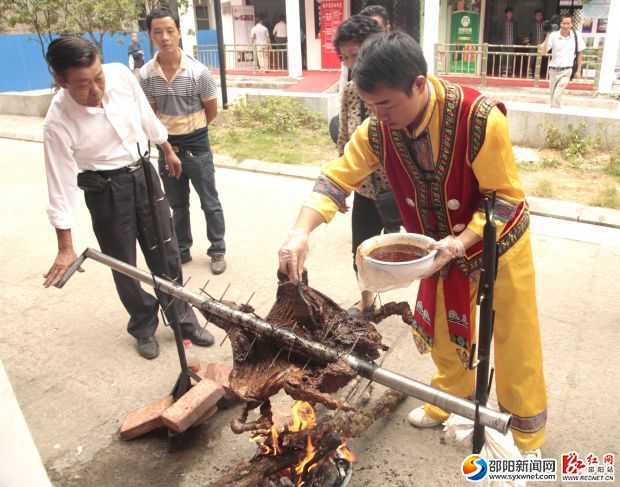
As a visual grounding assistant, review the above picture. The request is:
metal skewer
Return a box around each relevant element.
[55,247,512,435]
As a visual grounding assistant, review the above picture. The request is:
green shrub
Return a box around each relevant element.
[220,96,325,134]
[543,121,599,168]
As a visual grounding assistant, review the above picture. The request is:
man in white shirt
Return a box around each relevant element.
[272,15,288,69]
[541,14,585,108]
[42,36,214,359]
[250,17,270,70]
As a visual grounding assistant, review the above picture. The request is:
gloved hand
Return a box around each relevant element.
[419,235,465,279]
[278,229,309,284]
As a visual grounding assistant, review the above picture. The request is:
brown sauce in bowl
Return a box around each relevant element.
[368,243,429,263]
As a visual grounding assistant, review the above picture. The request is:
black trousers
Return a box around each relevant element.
[351,191,400,272]
[84,165,199,339]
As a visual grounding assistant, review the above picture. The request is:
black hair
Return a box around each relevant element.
[505,7,514,14]
[360,5,390,26]
[353,31,427,96]
[146,7,180,31]
[334,15,384,53]
[46,36,99,80]
[560,13,573,22]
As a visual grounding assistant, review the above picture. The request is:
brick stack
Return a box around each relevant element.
[119,361,239,440]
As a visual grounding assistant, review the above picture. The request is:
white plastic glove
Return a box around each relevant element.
[419,235,465,279]
[277,229,309,284]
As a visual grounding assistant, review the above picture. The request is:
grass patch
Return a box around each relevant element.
[589,185,620,209]
[211,96,337,165]
[211,127,336,165]
[531,178,554,198]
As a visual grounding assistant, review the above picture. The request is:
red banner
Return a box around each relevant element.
[320,0,344,69]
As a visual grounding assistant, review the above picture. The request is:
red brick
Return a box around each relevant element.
[204,362,240,405]
[120,395,174,440]
[161,378,224,433]
[190,405,218,428]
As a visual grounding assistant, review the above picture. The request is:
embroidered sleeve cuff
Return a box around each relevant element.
[312,175,349,213]
[467,198,517,238]
[302,191,340,223]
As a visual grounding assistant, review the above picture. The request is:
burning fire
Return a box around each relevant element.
[289,401,316,431]
[251,401,355,486]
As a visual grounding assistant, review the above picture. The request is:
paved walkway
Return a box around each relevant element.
[1,112,618,229]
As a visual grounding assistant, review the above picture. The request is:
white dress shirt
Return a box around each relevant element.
[546,29,586,68]
[273,21,287,38]
[44,63,168,229]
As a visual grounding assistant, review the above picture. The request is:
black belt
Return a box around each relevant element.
[94,160,143,177]
[549,66,571,70]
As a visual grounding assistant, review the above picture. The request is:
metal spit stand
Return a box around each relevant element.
[471,192,499,454]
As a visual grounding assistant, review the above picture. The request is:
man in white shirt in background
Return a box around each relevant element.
[542,14,585,108]
[42,36,214,360]
[251,16,271,70]
[272,14,288,69]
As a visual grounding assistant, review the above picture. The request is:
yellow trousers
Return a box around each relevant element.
[422,229,547,451]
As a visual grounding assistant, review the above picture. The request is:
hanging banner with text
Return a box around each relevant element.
[320,0,344,69]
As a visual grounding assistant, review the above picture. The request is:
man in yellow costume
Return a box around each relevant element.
[278,32,546,458]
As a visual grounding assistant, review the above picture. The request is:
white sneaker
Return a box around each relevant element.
[520,448,542,460]
[407,406,443,428]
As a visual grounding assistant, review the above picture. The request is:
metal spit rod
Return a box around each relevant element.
[57,248,512,435]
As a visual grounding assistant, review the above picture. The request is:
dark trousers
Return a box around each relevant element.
[158,150,226,257]
[84,165,199,339]
[351,191,400,272]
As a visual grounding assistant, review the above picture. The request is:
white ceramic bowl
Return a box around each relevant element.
[356,233,437,292]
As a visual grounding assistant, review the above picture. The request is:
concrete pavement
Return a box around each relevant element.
[1,137,619,486]
[1,112,619,230]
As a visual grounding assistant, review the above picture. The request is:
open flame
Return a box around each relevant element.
[295,434,316,478]
[337,439,357,462]
[289,401,316,432]
[251,400,355,486]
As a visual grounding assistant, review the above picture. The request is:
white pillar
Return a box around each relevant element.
[422,0,441,74]
[597,0,620,94]
[286,0,303,77]
[179,1,198,57]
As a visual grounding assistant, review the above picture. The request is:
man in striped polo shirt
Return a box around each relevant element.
[140,7,226,274]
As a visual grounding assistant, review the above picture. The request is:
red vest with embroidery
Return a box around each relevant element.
[368,79,529,365]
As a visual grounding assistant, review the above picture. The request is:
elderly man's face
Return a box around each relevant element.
[56,56,105,108]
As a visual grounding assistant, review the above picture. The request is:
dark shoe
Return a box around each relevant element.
[180,251,192,264]
[210,253,226,275]
[182,327,215,347]
[137,336,159,359]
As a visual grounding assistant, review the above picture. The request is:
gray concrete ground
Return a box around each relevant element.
[1,136,619,486]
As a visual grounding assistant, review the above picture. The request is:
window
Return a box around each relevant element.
[195,0,211,30]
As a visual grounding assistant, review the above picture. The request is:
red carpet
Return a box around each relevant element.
[285,70,341,93]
